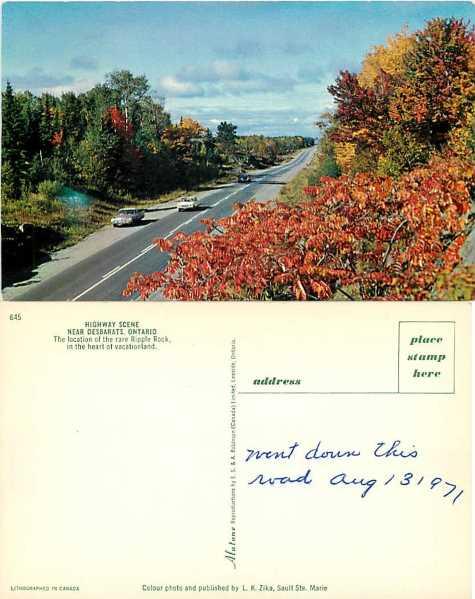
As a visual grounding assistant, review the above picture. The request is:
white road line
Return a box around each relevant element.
[210,194,231,207]
[73,192,226,300]
[71,154,311,301]
[164,213,201,239]
[72,245,159,301]
[101,265,122,279]
[210,183,252,207]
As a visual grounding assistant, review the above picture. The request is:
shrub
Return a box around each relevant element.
[378,126,430,177]
[37,180,63,202]
[124,157,474,301]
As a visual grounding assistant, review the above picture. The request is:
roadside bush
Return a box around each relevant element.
[307,152,340,185]
[124,156,474,301]
[2,190,65,227]
[0,161,16,201]
[433,265,475,300]
[37,180,63,202]
[378,126,430,178]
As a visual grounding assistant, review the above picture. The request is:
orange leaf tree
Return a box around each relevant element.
[124,156,473,301]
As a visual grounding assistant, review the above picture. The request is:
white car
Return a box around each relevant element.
[177,195,199,212]
[111,208,145,227]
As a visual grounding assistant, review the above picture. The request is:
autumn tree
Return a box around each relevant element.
[328,17,475,175]
[161,117,210,187]
[358,27,415,88]
[104,69,150,132]
[327,70,392,171]
[389,18,475,147]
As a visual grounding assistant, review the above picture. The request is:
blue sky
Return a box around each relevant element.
[2,1,474,136]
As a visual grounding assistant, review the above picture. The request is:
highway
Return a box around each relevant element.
[10,147,315,301]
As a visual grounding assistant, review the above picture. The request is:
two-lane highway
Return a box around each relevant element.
[8,147,315,301]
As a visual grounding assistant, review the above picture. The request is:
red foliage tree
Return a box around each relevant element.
[106,106,134,140]
[123,157,474,301]
[328,70,393,151]
[51,129,64,146]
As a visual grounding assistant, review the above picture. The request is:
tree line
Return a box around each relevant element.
[2,69,313,210]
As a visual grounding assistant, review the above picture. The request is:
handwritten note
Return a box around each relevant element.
[244,440,464,503]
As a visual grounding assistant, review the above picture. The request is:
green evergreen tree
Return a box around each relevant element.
[2,82,27,198]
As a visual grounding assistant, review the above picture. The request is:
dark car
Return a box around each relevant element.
[238,173,252,183]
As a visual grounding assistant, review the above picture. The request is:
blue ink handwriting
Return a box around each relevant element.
[374,440,418,459]
[248,469,312,486]
[243,440,463,505]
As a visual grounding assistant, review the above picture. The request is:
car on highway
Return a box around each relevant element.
[238,173,252,183]
[111,208,145,227]
[177,195,200,211]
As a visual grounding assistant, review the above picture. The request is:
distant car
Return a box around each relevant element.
[238,173,252,183]
[111,208,145,227]
[177,195,200,211]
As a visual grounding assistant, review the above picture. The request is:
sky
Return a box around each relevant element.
[2,1,474,136]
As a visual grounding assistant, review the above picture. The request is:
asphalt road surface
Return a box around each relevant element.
[8,147,315,301]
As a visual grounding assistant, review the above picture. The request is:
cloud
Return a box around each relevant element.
[297,56,362,85]
[221,74,296,96]
[157,61,252,97]
[3,71,100,96]
[177,60,251,83]
[168,105,320,136]
[47,78,101,96]
[297,64,328,83]
[70,55,98,71]
[215,38,314,60]
[281,41,309,56]
[156,61,296,98]
[5,67,75,91]
[215,40,265,58]
[156,75,204,98]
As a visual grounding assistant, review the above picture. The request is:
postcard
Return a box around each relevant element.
[0,301,471,598]
[0,1,473,598]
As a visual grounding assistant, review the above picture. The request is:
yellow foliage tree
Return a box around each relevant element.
[162,117,206,160]
[358,27,415,89]
[448,104,475,158]
[334,142,356,173]
[179,116,206,136]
